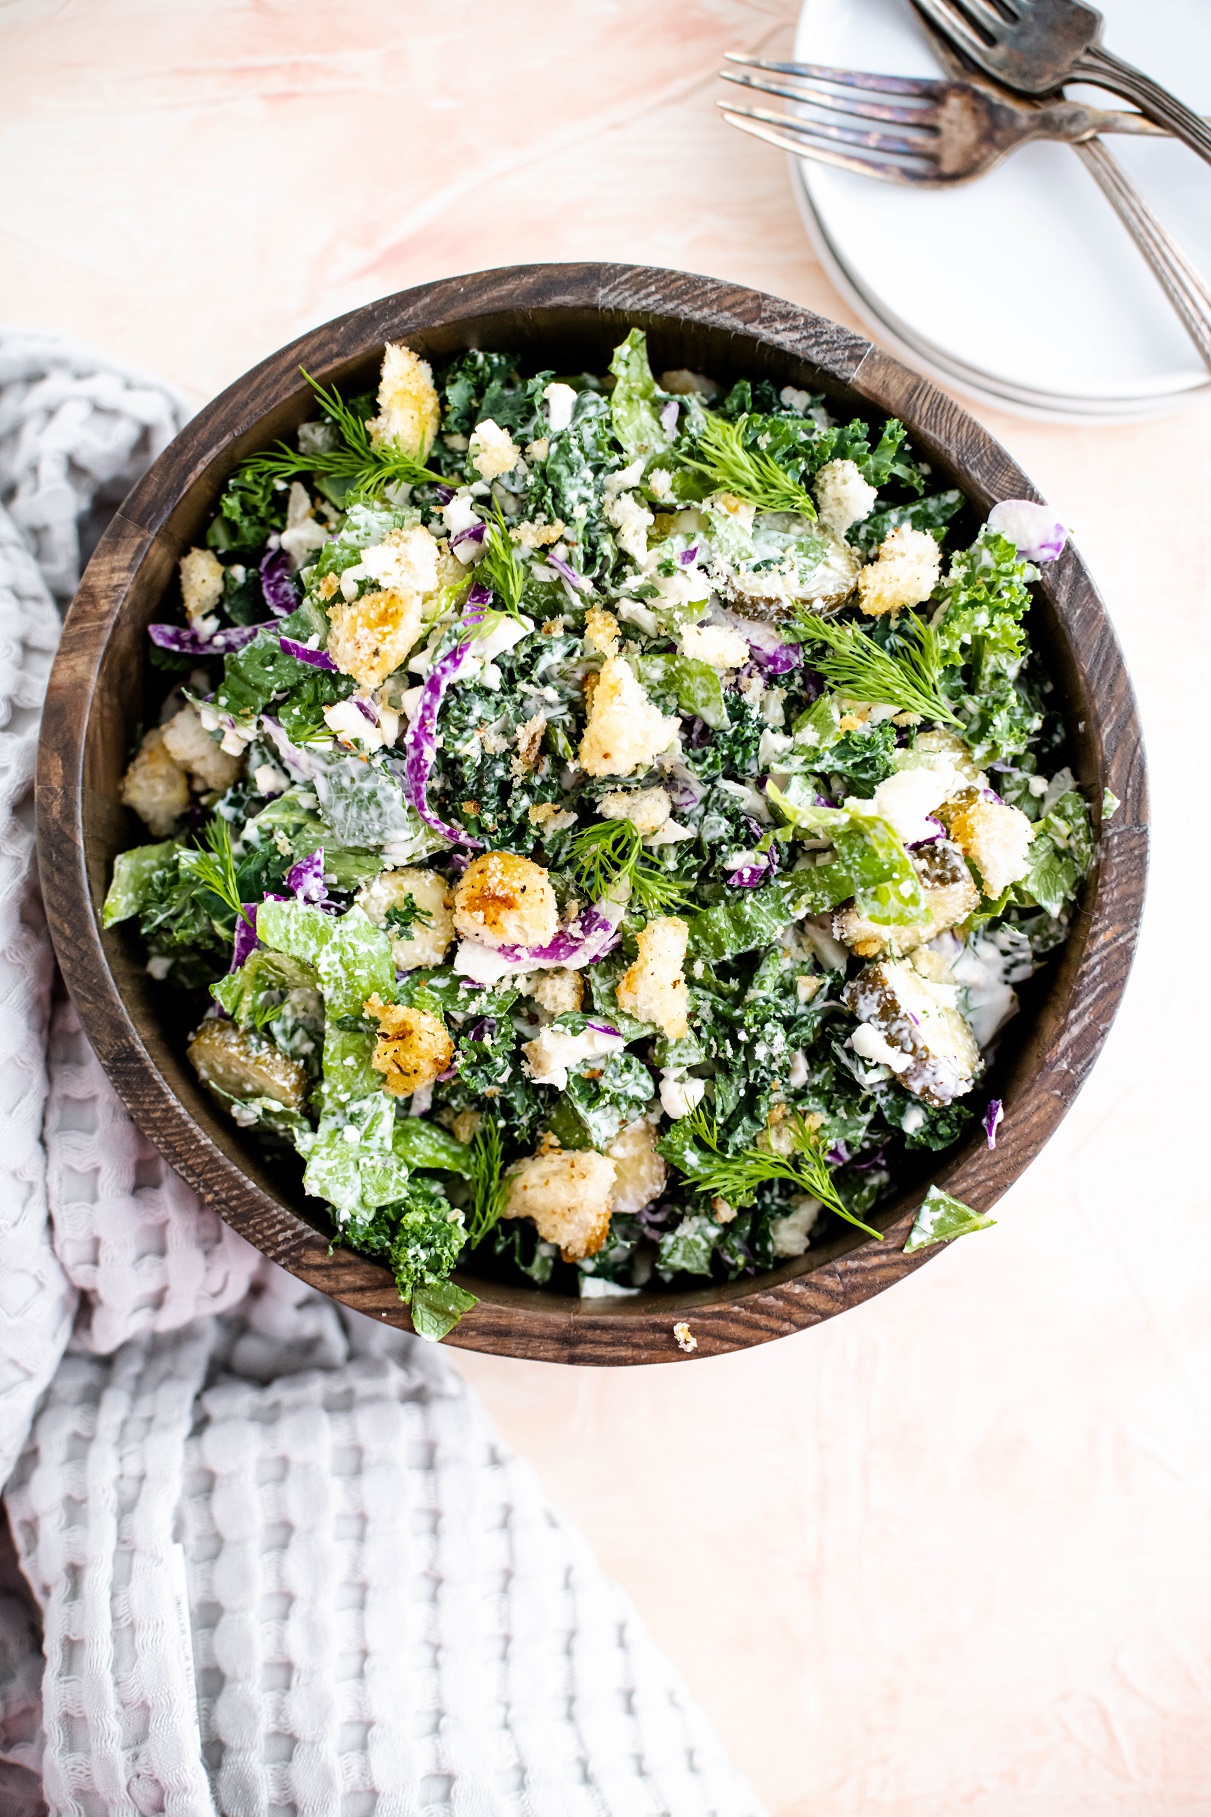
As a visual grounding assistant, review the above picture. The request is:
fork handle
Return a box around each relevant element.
[1075,136,1211,372]
[1075,46,1211,169]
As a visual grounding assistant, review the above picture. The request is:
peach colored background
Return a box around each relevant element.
[3,2,1209,1812]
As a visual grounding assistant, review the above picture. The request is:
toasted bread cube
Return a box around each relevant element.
[857,525,941,617]
[584,605,620,655]
[364,995,454,1098]
[598,786,672,837]
[188,1020,307,1109]
[179,547,224,629]
[814,459,878,537]
[516,969,584,1015]
[843,959,980,1106]
[942,788,1035,897]
[833,839,978,959]
[120,726,190,835]
[504,1147,618,1261]
[368,343,440,459]
[607,1118,667,1214]
[578,654,679,779]
[326,586,424,690]
[452,851,559,950]
[616,916,690,1038]
[161,703,242,793]
[468,418,520,481]
[356,867,455,971]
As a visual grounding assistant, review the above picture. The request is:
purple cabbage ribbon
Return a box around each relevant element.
[987,499,1066,563]
[259,547,299,618]
[984,1099,1004,1150]
[149,622,259,656]
[400,638,484,848]
[547,552,589,592]
[280,636,339,672]
[286,848,329,907]
[230,894,288,971]
[493,897,627,970]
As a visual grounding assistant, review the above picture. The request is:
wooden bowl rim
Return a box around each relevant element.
[35,262,1148,1365]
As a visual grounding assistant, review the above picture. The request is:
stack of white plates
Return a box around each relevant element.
[789,0,1211,420]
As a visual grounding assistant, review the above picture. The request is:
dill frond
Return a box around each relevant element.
[179,818,255,932]
[790,610,961,727]
[568,818,695,916]
[476,506,528,618]
[682,414,817,518]
[679,1106,882,1239]
[234,368,447,504]
[467,1115,509,1245]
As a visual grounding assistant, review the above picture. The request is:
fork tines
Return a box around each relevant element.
[719,54,944,180]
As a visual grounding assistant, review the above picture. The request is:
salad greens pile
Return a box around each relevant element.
[105,330,1093,1339]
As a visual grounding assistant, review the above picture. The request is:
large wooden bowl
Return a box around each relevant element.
[35,265,1147,1365]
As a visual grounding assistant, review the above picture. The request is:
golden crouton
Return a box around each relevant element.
[355,867,455,971]
[504,1147,618,1261]
[364,994,454,1098]
[578,654,679,778]
[584,606,620,655]
[616,916,690,1038]
[833,839,979,959]
[179,546,224,629]
[516,968,584,1015]
[814,459,878,538]
[857,525,941,617]
[843,959,980,1107]
[120,726,190,836]
[452,851,559,950]
[598,785,672,837]
[187,1020,307,1109]
[468,419,520,481]
[511,712,547,775]
[940,788,1035,897]
[367,343,440,459]
[326,586,424,691]
[607,1118,667,1214]
[161,704,242,793]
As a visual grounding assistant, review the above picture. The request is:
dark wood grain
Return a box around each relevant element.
[35,263,1149,1366]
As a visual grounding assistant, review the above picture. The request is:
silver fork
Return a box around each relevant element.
[719,56,1211,371]
[913,13,1211,374]
[911,0,1211,167]
[719,56,1163,185]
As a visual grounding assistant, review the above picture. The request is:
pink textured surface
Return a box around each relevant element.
[2,3,1206,1811]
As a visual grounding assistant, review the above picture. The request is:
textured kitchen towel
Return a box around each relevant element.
[0,330,765,1817]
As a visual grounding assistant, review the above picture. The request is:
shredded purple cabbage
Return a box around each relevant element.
[400,638,483,848]
[451,522,487,551]
[353,696,378,725]
[726,844,778,889]
[465,580,493,609]
[149,623,259,656]
[984,1099,1004,1150]
[494,897,625,969]
[547,553,588,592]
[230,894,288,971]
[678,544,699,566]
[279,636,338,672]
[583,1020,621,1038]
[433,484,455,505]
[259,547,299,618]
[286,849,328,907]
[827,1141,850,1166]
[987,499,1066,563]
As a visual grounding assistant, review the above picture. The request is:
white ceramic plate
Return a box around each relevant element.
[789,0,1211,419]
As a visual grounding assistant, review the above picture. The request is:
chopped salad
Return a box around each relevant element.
[104,331,1095,1340]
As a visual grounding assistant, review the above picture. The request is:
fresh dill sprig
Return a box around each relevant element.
[178,818,255,932]
[467,1115,509,1246]
[234,368,447,503]
[475,505,529,618]
[789,609,961,727]
[569,818,696,916]
[682,413,817,518]
[678,1106,882,1240]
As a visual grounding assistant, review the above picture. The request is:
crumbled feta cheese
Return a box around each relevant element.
[770,1194,823,1258]
[862,761,964,847]
[358,524,440,595]
[542,381,577,433]
[253,763,288,797]
[521,1022,625,1092]
[279,482,330,569]
[606,490,653,564]
[779,385,812,414]
[659,1069,705,1120]
[678,622,750,671]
